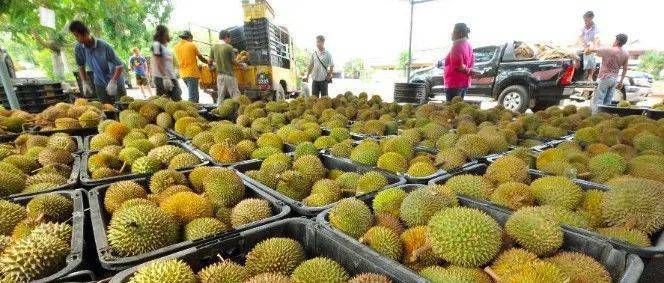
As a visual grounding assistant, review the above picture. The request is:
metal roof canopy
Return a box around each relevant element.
[405,0,436,82]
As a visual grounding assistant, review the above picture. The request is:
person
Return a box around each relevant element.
[305,35,334,97]
[443,23,475,102]
[129,48,152,97]
[69,20,125,103]
[578,11,600,81]
[151,25,181,100]
[173,31,208,103]
[586,34,629,113]
[209,30,245,104]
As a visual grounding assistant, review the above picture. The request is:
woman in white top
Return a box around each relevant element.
[151,25,181,100]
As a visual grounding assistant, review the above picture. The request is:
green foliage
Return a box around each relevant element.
[638,51,664,78]
[343,57,367,80]
[397,50,411,70]
[1,0,173,80]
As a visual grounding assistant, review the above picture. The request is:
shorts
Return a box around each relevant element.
[216,74,240,103]
[583,54,596,70]
[135,74,148,86]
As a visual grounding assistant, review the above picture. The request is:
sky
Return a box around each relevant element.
[170,0,663,67]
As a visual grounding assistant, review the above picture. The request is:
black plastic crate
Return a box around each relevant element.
[598,105,647,116]
[316,184,644,283]
[108,218,419,282]
[2,189,86,283]
[231,153,406,216]
[0,132,83,154]
[430,163,664,258]
[8,154,81,198]
[79,140,208,187]
[88,170,290,271]
[646,109,664,120]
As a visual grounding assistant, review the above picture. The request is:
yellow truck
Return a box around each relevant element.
[198,0,298,101]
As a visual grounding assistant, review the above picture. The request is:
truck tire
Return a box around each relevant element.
[498,85,529,113]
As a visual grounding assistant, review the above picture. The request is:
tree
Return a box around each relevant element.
[343,57,366,79]
[638,51,664,78]
[293,45,310,78]
[0,0,173,80]
[397,50,411,70]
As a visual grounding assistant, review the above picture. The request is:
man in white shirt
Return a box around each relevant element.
[305,35,334,97]
[578,11,600,81]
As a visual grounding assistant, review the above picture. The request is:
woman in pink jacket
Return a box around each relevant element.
[444,23,475,102]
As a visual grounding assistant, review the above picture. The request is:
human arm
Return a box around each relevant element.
[327,53,334,80]
[305,54,313,82]
[195,46,208,64]
[617,57,629,88]
[105,43,124,81]
[449,46,473,75]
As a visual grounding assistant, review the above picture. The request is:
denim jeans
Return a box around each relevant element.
[182,77,199,103]
[592,77,617,113]
[445,88,467,102]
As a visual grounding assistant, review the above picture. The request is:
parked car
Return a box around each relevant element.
[410,41,582,113]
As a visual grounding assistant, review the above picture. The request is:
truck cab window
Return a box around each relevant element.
[474,47,497,64]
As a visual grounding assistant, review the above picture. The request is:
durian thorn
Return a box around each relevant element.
[215,254,226,261]
[624,218,638,230]
[483,267,501,282]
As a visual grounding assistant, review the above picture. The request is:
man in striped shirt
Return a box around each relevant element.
[305,35,334,97]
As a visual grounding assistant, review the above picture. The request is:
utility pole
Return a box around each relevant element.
[406,0,436,82]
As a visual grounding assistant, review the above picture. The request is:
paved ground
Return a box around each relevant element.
[126,78,664,109]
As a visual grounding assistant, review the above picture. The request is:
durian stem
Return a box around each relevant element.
[408,244,432,263]
[119,161,127,173]
[483,267,501,282]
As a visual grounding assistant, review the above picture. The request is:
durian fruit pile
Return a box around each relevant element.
[652,99,664,110]
[328,186,612,283]
[534,115,664,183]
[332,130,508,178]
[446,154,664,248]
[0,194,75,282]
[104,168,274,257]
[88,120,201,179]
[396,97,519,149]
[244,153,389,207]
[190,123,285,165]
[0,132,77,197]
[31,98,112,130]
[506,105,624,142]
[124,236,393,283]
[0,107,33,134]
[117,96,207,138]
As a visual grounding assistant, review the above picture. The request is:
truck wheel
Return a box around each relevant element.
[498,85,529,113]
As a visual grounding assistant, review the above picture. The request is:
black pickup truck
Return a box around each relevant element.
[410,41,583,112]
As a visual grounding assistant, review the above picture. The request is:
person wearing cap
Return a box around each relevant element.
[173,30,208,103]
[129,47,152,97]
[443,23,476,102]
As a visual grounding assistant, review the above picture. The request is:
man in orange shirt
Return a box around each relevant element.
[173,31,208,103]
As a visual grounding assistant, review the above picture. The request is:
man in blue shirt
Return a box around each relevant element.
[129,47,152,97]
[70,20,125,103]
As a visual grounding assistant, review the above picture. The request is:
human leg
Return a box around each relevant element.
[311,81,322,98]
[183,78,200,103]
[228,76,240,98]
[603,78,617,105]
[592,78,612,113]
[445,88,460,102]
[154,77,166,96]
[216,74,227,105]
[169,79,182,101]
[320,81,329,97]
